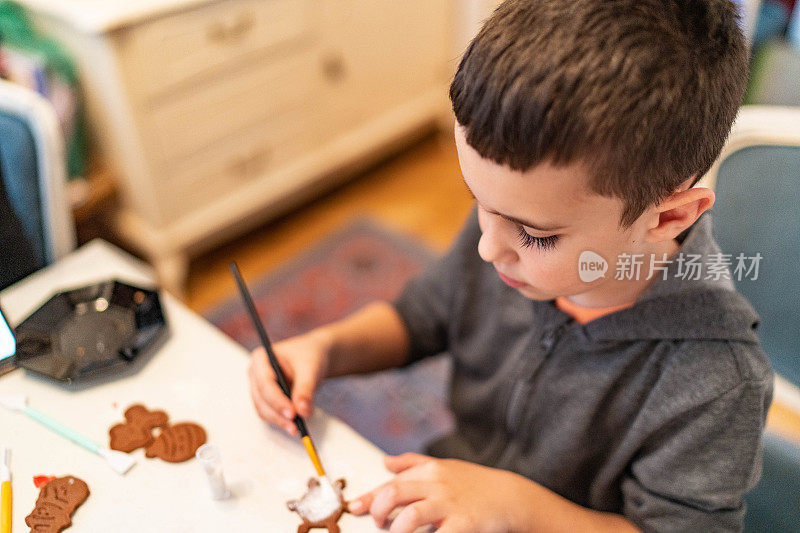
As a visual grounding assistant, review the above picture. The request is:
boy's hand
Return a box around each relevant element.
[348,453,527,533]
[247,329,332,436]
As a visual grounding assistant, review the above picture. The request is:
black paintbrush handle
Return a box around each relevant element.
[293,415,309,437]
[229,262,309,438]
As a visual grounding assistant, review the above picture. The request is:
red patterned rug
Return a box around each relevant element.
[205,219,454,454]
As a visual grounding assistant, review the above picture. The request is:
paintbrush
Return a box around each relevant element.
[229,262,334,493]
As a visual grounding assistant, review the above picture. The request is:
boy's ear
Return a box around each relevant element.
[644,177,715,243]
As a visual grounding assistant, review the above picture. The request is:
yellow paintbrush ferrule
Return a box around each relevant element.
[1,445,10,533]
[0,480,11,533]
[302,436,325,477]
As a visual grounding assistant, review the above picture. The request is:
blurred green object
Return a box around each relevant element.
[745,40,800,106]
[0,0,88,179]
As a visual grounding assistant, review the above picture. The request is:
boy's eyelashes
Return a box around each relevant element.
[517,226,559,250]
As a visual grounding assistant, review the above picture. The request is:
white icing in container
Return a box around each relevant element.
[196,444,230,500]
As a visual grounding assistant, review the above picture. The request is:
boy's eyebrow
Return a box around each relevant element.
[461,179,566,233]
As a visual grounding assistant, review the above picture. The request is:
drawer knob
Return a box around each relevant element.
[321,53,347,82]
[247,149,270,176]
[231,148,271,179]
[207,12,256,43]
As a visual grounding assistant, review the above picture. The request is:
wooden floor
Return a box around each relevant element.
[180,131,800,444]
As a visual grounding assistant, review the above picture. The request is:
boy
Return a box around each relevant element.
[249,0,773,531]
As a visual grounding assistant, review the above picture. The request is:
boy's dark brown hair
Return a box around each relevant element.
[450,0,749,227]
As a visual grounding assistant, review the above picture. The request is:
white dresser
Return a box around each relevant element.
[19,0,456,295]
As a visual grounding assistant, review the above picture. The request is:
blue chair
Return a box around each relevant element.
[745,432,800,532]
[0,79,75,289]
[735,0,764,45]
[697,105,800,531]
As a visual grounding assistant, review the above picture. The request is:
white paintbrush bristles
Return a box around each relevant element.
[98,448,136,475]
[0,395,27,412]
[0,446,9,482]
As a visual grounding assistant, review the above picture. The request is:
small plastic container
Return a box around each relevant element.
[196,444,230,500]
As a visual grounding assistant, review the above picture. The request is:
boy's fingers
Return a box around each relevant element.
[290,364,320,418]
[250,346,266,359]
[347,470,423,515]
[251,345,296,384]
[384,453,430,473]
[389,500,443,533]
[369,481,430,528]
[260,378,296,418]
[248,373,298,435]
[347,499,366,515]
[249,347,272,385]
[347,490,375,515]
[249,351,295,418]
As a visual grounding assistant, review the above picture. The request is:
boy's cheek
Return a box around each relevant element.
[520,252,585,289]
[515,270,580,300]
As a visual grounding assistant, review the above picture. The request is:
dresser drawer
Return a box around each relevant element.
[141,47,320,164]
[126,0,313,99]
[154,108,318,223]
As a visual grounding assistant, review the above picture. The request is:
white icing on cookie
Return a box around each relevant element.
[293,477,342,522]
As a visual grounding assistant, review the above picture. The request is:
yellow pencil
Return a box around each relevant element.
[0,446,11,533]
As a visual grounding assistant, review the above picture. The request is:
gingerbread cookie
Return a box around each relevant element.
[109,404,168,453]
[25,476,90,533]
[287,478,348,533]
[145,422,207,463]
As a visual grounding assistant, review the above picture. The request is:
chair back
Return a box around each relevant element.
[0,79,75,289]
[698,105,800,531]
[697,106,800,387]
[744,432,800,532]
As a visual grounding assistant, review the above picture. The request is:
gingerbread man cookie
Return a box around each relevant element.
[109,404,169,453]
[287,477,348,533]
[145,422,207,463]
[25,476,90,533]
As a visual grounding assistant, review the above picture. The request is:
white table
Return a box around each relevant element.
[0,240,390,532]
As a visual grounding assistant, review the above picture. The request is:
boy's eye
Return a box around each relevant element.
[517,226,559,251]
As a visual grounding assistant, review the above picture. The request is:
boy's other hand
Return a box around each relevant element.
[247,329,332,436]
[348,453,525,533]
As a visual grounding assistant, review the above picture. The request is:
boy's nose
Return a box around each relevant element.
[478,215,518,264]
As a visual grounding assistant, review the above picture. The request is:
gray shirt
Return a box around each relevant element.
[393,208,773,532]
